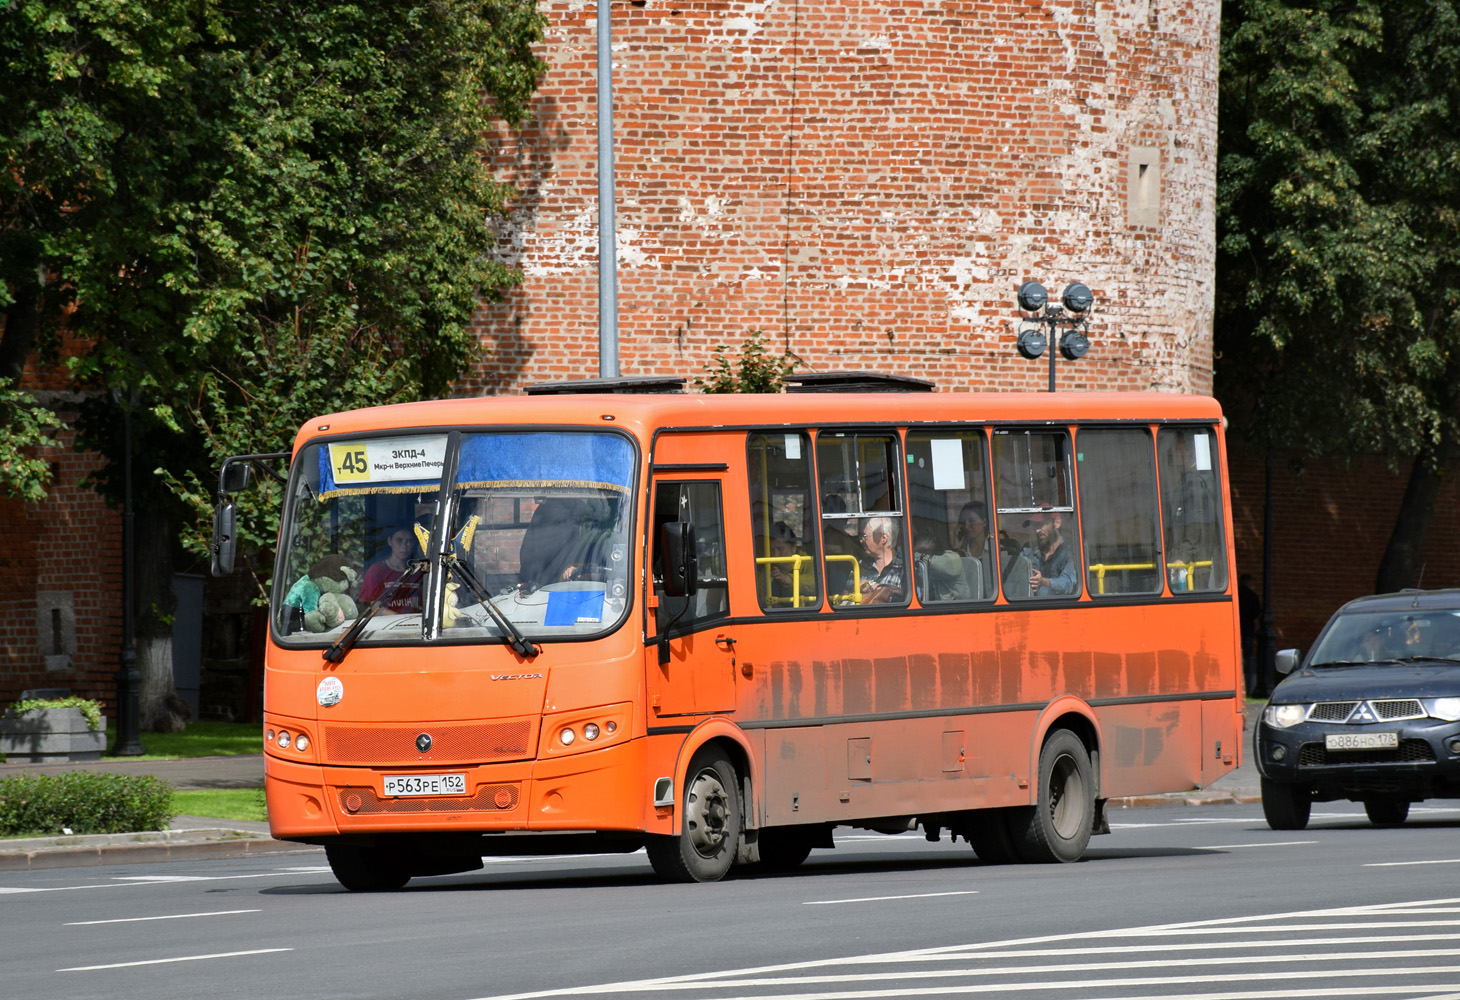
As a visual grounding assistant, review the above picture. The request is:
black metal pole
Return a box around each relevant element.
[113,395,143,755]
[1048,318,1056,392]
[1256,451,1277,698]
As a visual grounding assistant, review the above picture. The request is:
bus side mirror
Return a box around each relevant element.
[211,501,237,577]
[660,522,698,598]
[1274,648,1299,676]
[220,461,253,494]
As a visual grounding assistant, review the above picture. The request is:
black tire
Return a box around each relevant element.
[646,747,741,883]
[325,843,411,892]
[965,808,1020,865]
[1008,729,1095,863]
[1260,777,1312,831]
[757,827,815,872]
[1363,797,1410,827]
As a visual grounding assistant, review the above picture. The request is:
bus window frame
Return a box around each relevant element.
[1072,422,1165,600]
[271,423,642,649]
[902,424,996,607]
[990,425,1083,602]
[814,427,911,611]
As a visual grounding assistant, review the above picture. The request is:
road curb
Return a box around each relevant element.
[1111,791,1261,809]
[0,832,319,872]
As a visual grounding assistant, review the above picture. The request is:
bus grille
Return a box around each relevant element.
[337,784,521,814]
[1297,739,1437,767]
[322,720,532,765]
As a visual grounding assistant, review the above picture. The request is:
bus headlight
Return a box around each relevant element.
[1263,704,1306,729]
[1430,698,1460,722]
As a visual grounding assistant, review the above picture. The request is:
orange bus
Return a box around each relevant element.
[212,374,1243,890]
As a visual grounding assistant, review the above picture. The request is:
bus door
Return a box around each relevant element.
[646,451,735,718]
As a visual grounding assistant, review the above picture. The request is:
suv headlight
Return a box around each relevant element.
[1429,698,1460,722]
[1264,704,1307,729]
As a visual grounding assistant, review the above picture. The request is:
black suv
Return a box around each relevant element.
[1257,589,1460,830]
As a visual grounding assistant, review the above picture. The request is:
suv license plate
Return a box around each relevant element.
[383,773,467,797]
[1325,732,1399,751]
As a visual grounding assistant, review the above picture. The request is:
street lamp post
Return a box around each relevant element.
[113,387,143,755]
[1014,280,1094,391]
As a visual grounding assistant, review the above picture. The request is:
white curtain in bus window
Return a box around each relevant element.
[652,481,730,634]
[816,432,907,607]
[905,430,994,603]
[1158,426,1228,593]
[747,432,821,611]
[993,429,1081,600]
[1076,428,1162,597]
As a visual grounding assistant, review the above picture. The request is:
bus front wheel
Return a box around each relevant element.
[647,747,742,883]
[325,842,411,892]
[1009,729,1094,863]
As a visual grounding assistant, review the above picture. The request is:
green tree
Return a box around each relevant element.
[0,1,545,728]
[1216,0,1460,592]
[695,330,800,394]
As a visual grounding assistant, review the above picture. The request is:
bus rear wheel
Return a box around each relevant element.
[646,747,741,883]
[1009,729,1094,863]
[325,842,411,892]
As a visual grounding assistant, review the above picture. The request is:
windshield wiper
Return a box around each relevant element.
[443,556,541,659]
[323,560,428,664]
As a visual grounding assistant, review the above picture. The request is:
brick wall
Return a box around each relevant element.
[1228,450,1460,660]
[466,0,1220,395]
[0,418,121,710]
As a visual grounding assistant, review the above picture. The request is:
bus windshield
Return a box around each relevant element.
[273,430,635,647]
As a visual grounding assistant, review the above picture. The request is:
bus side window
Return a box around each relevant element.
[993,429,1081,600]
[652,481,730,634]
[1157,427,1228,593]
[905,429,994,603]
[817,431,908,607]
[747,432,821,611]
[1077,428,1162,597]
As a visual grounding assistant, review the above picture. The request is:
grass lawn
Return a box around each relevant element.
[105,721,262,759]
[173,788,267,824]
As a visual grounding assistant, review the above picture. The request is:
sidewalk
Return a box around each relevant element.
[0,703,1264,871]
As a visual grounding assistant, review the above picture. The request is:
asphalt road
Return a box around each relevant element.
[5,799,1460,1000]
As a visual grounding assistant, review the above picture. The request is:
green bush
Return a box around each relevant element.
[0,772,175,836]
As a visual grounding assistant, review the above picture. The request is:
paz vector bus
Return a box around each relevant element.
[211,373,1243,891]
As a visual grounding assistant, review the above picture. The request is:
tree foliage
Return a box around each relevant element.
[1216,0,1460,590]
[1216,0,1460,460]
[695,331,800,394]
[1,0,546,551]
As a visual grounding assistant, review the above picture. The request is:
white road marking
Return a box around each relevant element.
[1195,840,1318,849]
[58,948,292,972]
[66,908,260,925]
[466,897,1460,1000]
[1367,859,1460,867]
[804,891,978,905]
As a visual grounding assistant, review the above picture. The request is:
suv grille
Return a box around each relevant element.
[1305,699,1427,724]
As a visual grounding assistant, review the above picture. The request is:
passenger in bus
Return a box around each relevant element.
[858,516,905,604]
[956,501,994,600]
[1024,511,1077,597]
[519,498,613,591]
[913,524,971,603]
[359,526,423,613]
[765,521,810,604]
[821,494,863,601]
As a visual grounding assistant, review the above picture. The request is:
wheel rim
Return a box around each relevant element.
[1047,751,1086,840]
[685,766,731,858]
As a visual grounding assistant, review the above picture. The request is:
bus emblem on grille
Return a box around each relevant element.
[416,733,432,753]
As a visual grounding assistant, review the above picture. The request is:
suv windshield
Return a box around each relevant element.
[274,430,635,648]
[1309,608,1460,666]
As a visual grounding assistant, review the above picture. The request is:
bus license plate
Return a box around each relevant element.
[383,773,467,797]
[1325,732,1399,751]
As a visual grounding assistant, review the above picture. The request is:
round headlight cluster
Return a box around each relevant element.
[1263,704,1307,729]
[265,727,311,752]
[558,719,617,748]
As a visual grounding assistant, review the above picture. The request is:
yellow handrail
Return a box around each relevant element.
[1087,559,1215,595]
[824,553,862,604]
[754,553,818,607]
